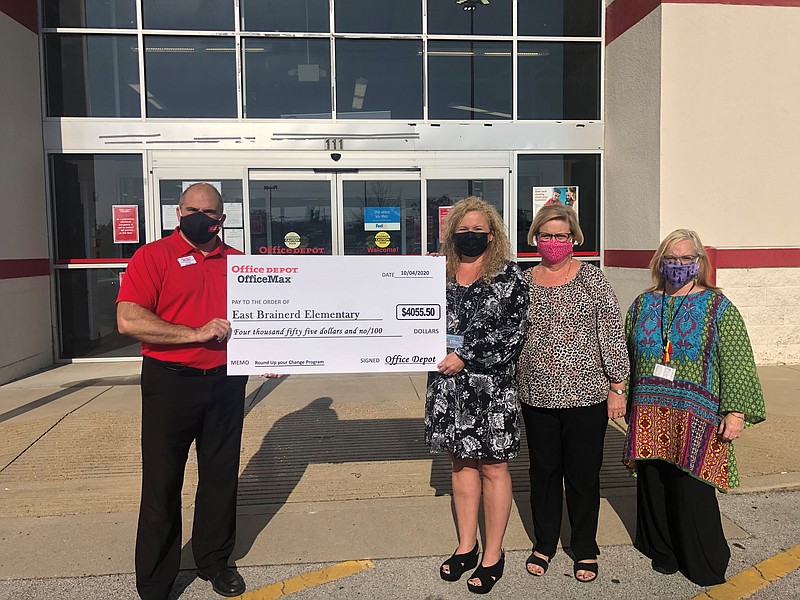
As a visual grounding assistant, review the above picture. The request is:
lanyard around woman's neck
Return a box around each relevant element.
[660,282,695,363]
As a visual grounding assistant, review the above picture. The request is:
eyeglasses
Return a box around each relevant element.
[661,255,699,265]
[536,232,572,242]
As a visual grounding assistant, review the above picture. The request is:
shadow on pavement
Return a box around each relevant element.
[231,396,453,560]
[188,396,632,573]
[0,375,140,424]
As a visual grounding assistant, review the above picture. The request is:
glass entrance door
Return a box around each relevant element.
[248,170,424,256]
[151,165,508,258]
[248,168,508,256]
[156,176,246,251]
[340,172,421,256]
[424,168,508,254]
[248,176,334,255]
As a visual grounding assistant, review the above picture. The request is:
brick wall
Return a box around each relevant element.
[717,268,800,364]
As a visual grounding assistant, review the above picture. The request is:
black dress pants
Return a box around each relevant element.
[522,401,608,560]
[135,358,247,600]
[635,459,729,586]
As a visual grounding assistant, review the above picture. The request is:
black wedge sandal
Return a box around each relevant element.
[440,541,480,582]
[573,560,598,583]
[466,552,505,594]
[525,550,555,576]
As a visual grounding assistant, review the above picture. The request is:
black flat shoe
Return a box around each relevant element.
[467,553,505,594]
[197,567,246,597]
[525,550,555,576]
[440,541,480,582]
[573,561,598,583]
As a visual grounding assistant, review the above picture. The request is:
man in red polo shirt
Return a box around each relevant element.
[117,182,247,599]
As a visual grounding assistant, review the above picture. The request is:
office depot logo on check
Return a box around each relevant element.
[231,264,298,284]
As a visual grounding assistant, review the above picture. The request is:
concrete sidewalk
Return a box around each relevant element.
[0,363,798,580]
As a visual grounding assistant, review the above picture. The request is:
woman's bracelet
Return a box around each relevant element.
[728,412,745,420]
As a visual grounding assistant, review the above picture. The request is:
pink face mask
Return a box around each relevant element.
[537,239,573,264]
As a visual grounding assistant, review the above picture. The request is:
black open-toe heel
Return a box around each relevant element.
[467,552,505,594]
[525,550,555,576]
[573,560,598,583]
[440,541,479,582]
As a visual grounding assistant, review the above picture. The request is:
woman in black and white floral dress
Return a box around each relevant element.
[426,197,528,595]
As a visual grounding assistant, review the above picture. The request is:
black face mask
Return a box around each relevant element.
[454,231,490,257]
[179,212,221,245]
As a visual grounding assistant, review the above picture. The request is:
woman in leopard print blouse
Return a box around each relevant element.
[516,205,629,583]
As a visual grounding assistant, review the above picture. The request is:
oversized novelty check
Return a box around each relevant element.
[227,255,446,374]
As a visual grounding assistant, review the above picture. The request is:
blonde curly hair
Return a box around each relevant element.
[440,196,510,283]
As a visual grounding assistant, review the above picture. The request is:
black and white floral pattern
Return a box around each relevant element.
[425,262,529,460]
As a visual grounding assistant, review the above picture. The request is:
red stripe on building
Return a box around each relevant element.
[0,0,38,34]
[606,0,800,45]
[713,248,800,268]
[604,250,655,268]
[607,0,662,45]
[0,259,49,280]
[605,248,800,269]
[54,259,132,265]
[669,0,800,4]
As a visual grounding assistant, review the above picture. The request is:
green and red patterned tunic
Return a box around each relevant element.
[623,289,765,491]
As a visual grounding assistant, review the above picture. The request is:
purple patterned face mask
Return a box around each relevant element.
[659,261,698,288]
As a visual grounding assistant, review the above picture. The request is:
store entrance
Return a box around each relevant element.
[249,170,424,256]
[54,159,507,361]
[153,166,508,256]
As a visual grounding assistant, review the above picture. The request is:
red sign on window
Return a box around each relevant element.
[438,206,453,242]
[112,205,139,243]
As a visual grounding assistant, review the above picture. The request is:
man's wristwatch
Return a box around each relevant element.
[610,388,626,395]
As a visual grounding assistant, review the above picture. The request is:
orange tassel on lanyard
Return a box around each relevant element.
[663,340,673,364]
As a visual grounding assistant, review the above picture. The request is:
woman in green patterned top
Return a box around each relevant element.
[624,229,765,586]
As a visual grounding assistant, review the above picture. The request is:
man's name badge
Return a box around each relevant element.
[177,256,197,267]
[446,334,464,350]
[653,363,676,381]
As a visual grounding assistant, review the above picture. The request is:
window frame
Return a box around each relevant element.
[39,0,603,122]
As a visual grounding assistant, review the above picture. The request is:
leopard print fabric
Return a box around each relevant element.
[516,262,629,409]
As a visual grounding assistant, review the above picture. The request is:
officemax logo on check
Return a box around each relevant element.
[231,264,298,284]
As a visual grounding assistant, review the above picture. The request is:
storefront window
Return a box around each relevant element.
[142,0,233,31]
[335,0,421,34]
[144,36,237,118]
[428,41,512,120]
[427,0,511,36]
[342,180,421,255]
[335,39,423,119]
[40,2,604,123]
[244,38,332,118]
[248,180,333,255]
[43,0,136,28]
[57,268,140,359]
[50,154,145,261]
[516,154,600,263]
[44,34,140,118]
[517,42,600,120]
[242,0,330,33]
[426,179,503,254]
[518,0,601,37]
